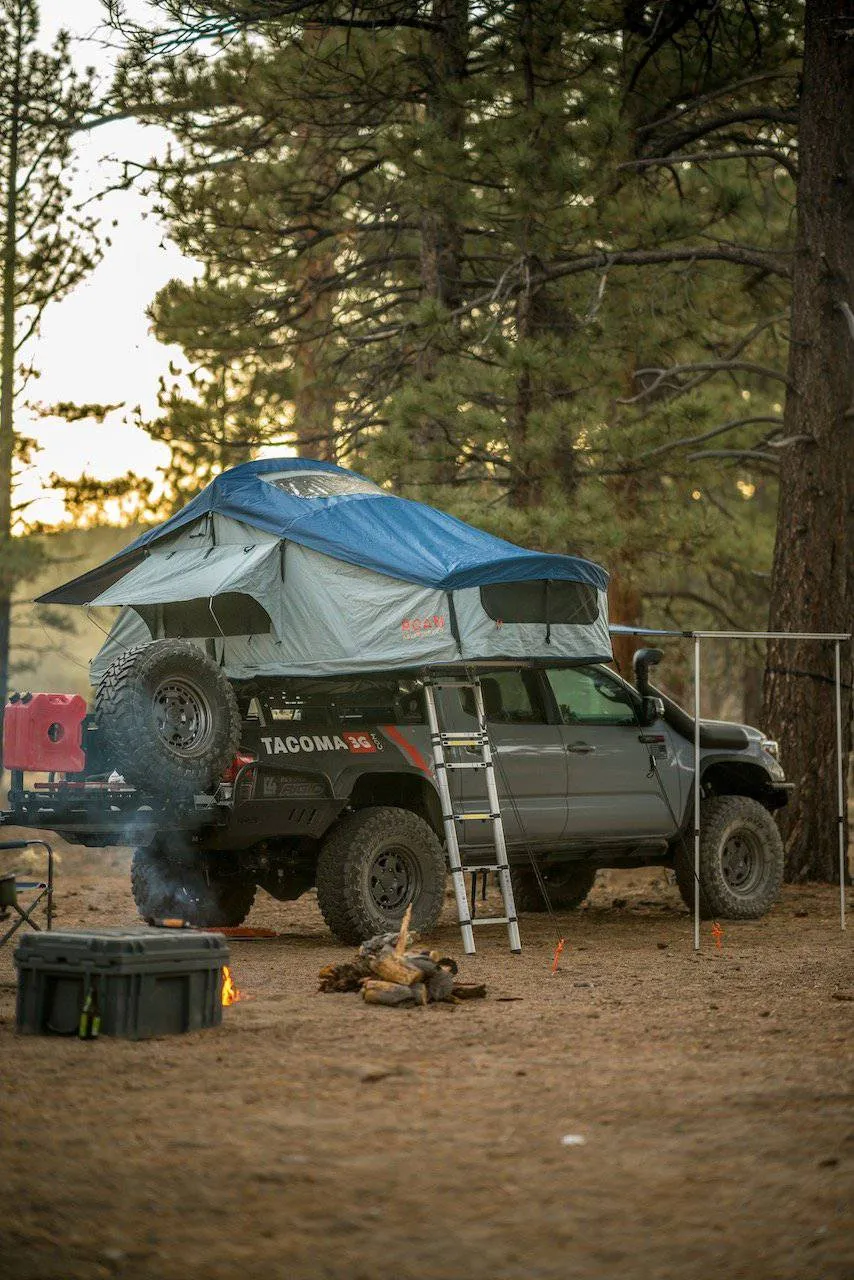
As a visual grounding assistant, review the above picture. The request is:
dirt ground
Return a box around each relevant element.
[1,841,852,1280]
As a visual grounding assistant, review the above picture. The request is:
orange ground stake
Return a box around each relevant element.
[711,921,724,950]
[551,937,566,974]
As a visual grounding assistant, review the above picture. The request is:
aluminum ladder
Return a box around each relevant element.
[423,676,521,955]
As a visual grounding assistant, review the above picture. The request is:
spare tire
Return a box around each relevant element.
[96,640,240,800]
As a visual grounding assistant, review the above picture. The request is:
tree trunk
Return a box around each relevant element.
[597,3,652,658]
[608,571,643,679]
[418,0,467,338]
[763,0,854,882]
[742,660,765,729]
[0,5,23,741]
[290,26,339,461]
[290,232,338,460]
[508,1,576,515]
[403,0,469,488]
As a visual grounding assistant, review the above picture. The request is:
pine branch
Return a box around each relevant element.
[620,359,790,405]
[635,71,799,136]
[547,245,789,283]
[619,147,797,181]
[685,447,781,466]
[650,106,798,155]
[645,590,744,631]
[631,415,785,463]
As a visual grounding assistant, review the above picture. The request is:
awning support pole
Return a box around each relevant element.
[835,640,847,931]
[693,635,702,952]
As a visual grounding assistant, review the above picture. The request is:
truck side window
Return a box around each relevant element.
[546,666,638,727]
[459,670,546,724]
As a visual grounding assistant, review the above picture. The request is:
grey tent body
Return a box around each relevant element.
[36,459,612,684]
[85,514,612,684]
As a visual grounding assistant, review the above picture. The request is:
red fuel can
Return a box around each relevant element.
[3,693,87,773]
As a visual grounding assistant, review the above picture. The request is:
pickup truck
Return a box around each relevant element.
[2,641,790,942]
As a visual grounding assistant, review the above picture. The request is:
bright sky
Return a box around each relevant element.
[18,0,196,526]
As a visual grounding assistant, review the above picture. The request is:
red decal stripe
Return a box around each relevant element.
[381,725,432,775]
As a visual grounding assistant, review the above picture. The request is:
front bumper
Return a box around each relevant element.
[766,780,795,810]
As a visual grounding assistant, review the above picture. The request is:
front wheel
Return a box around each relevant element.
[674,795,784,920]
[316,806,446,945]
[131,837,256,927]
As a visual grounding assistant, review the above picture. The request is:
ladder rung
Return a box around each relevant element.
[471,916,516,927]
[437,733,486,746]
[454,812,499,821]
[443,761,488,770]
[463,864,507,873]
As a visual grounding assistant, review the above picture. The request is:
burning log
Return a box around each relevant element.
[369,953,426,986]
[446,982,487,1000]
[317,960,371,993]
[362,978,428,1007]
[318,905,485,1007]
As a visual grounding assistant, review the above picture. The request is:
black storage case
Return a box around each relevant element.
[14,927,230,1039]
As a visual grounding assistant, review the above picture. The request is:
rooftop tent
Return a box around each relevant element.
[37,457,613,681]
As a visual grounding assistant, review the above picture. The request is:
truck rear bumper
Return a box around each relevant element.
[1,781,223,847]
[1,782,346,850]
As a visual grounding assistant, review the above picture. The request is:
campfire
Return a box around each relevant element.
[318,905,486,1007]
[221,965,244,1006]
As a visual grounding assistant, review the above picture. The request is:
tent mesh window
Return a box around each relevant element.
[479,580,598,625]
[138,594,273,639]
[262,472,381,498]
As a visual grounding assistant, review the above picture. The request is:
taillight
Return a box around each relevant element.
[221,752,255,783]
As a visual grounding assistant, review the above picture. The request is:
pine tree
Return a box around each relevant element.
[0,0,100,725]
[126,2,798,700]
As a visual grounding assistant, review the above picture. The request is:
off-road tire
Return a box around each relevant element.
[316,806,446,945]
[674,795,784,920]
[131,838,255,927]
[510,862,597,913]
[96,640,240,801]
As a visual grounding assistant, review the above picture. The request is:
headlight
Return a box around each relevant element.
[761,738,780,760]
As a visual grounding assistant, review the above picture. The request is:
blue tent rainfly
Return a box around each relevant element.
[38,457,613,679]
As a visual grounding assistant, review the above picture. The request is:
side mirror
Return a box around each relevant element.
[641,695,665,727]
[633,647,664,699]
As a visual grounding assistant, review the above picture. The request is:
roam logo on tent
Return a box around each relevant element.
[259,732,383,756]
[401,614,445,638]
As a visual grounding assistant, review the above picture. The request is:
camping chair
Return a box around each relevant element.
[0,840,54,949]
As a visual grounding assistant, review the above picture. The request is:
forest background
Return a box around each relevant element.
[1,0,851,880]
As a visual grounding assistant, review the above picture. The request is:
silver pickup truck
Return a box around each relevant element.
[2,642,790,943]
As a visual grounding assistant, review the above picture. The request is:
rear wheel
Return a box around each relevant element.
[674,795,784,919]
[510,862,597,913]
[316,806,446,945]
[131,837,255,927]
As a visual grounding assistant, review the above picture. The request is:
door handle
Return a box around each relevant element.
[566,742,595,754]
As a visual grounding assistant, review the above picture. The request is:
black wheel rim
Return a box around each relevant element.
[152,676,214,757]
[721,827,763,894]
[366,844,420,913]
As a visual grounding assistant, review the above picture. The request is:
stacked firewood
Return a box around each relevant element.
[318,906,486,1007]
